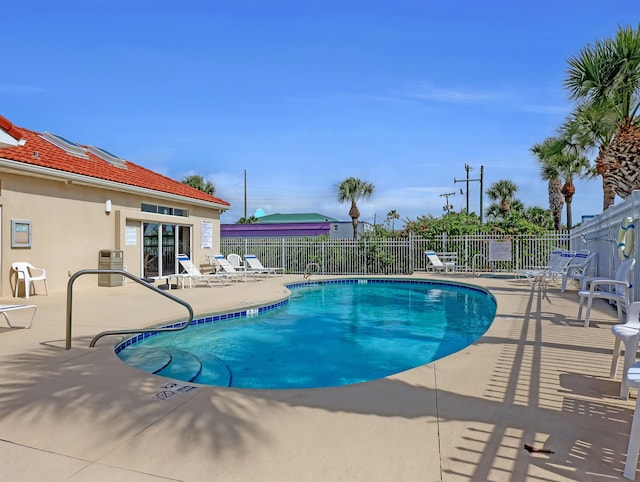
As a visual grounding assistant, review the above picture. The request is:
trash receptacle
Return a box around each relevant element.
[98,250,124,287]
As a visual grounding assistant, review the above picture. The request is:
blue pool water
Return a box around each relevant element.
[117,279,496,389]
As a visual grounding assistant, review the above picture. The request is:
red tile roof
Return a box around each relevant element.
[0,115,230,207]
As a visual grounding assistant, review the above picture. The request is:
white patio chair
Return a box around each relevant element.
[425,251,456,272]
[176,254,232,287]
[244,254,284,276]
[623,361,640,478]
[578,258,636,328]
[227,253,245,270]
[11,262,48,299]
[518,249,575,286]
[560,250,596,292]
[210,254,260,281]
[610,302,640,400]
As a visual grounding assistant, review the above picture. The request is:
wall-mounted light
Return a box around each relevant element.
[105,199,112,215]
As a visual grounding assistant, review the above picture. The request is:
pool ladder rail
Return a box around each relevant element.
[65,269,194,350]
[303,263,321,279]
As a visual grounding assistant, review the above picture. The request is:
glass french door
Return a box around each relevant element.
[143,223,191,278]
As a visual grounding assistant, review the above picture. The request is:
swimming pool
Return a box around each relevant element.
[116,279,496,389]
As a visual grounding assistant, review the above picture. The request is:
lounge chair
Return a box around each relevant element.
[517,249,575,286]
[176,254,232,287]
[209,254,259,281]
[11,262,48,299]
[0,304,37,329]
[578,257,636,328]
[425,251,456,272]
[244,254,284,276]
[560,250,596,293]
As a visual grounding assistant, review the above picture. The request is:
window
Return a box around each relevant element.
[141,203,188,217]
[11,220,32,248]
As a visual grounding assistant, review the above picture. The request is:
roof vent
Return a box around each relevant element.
[40,132,89,159]
[87,145,128,169]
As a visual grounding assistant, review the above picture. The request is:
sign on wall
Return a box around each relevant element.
[201,220,212,249]
[489,240,512,262]
[126,225,137,246]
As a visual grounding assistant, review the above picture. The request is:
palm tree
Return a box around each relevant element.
[555,120,593,229]
[568,102,618,209]
[485,179,518,219]
[531,139,565,231]
[182,174,216,195]
[523,206,554,230]
[565,24,640,209]
[386,209,400,231]
[337,177,375,239]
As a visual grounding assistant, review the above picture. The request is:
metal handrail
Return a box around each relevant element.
[65,269,194,350]
[303,263,320,279]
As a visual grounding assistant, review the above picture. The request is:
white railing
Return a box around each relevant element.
[220,232,570,275]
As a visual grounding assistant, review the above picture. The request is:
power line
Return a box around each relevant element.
[440,192,455,213]
[454,164,484,222]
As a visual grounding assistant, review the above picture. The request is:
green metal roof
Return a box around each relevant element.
[258,213,339,224]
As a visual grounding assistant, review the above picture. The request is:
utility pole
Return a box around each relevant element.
[440,192,455,213]
[243,169,247,220]
[454,164,484,223]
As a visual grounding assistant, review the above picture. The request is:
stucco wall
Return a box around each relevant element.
[0,172,222,297]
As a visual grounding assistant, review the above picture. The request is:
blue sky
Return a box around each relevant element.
[3,1,639,225]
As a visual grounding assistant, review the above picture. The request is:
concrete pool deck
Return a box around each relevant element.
[0,273,637,481]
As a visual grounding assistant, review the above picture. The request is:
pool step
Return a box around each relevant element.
[195,352,233,387]
[119,347,203,383]
[118,347,172,374]
[156,349,203,382]
[118,347,232,386]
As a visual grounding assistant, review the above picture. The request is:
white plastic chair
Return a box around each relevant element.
[624,361,640,478]
[560,250,595,293]
[578,258,635,328]
[11,262,48,299]
[611,302,640,400]
[175,254,232,287]
[425,251,456,272]
[227,253,245,270]
[208,254,259,281]
[517,249,575,286]
[244,254,284,276]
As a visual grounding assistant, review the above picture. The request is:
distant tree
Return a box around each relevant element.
[337,177,375,239]
[385,209,400,231]
[237,216,259,224]
[182,174,216,195]
[485,179,519,219]
[522,206,555,230]
[531,139,565,231]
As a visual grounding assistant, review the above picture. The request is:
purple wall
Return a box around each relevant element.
[221,222,330,237]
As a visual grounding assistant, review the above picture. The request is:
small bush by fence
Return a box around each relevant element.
[220,232,569,275]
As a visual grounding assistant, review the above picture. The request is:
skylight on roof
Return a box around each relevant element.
[87,145,128,169]
[41,131,88,159]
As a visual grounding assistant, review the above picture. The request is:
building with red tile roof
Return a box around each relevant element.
[0,114,230,296]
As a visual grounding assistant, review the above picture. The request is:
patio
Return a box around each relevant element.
[0,273,636,481]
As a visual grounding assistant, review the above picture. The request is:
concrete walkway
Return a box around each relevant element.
[0,273,636,481]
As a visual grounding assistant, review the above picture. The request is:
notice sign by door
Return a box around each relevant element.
[201,220,212,249]
[489,240,512,262]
